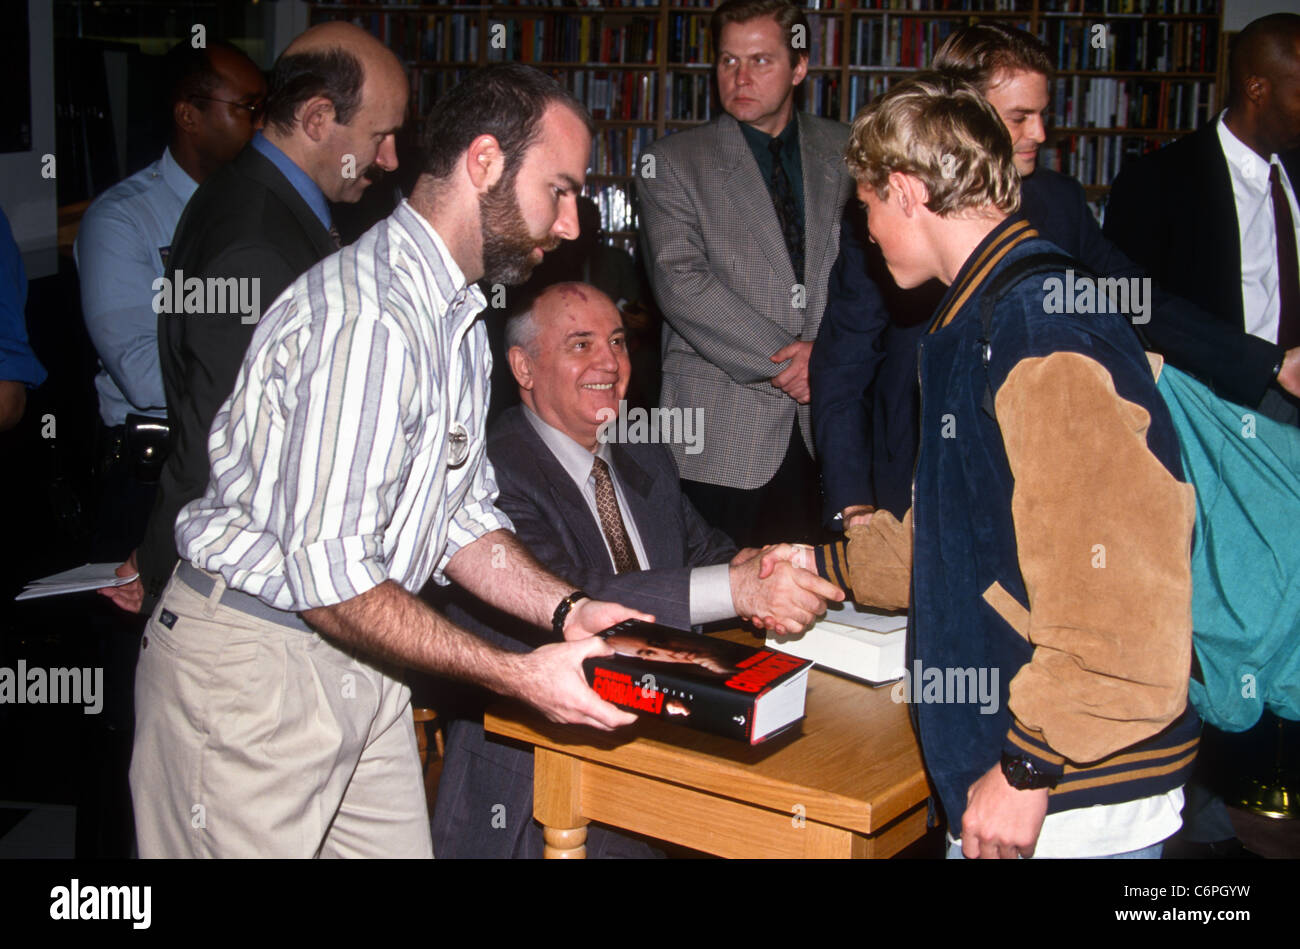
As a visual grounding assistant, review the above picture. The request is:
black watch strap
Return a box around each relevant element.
[1000,752,1059,790]
[551,590,589,639]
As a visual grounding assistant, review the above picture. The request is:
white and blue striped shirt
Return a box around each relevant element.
[175,199,512,611]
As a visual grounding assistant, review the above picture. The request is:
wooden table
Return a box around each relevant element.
[484,629,931,859]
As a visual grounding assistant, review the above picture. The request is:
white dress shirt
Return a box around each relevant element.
[522,406,735,625]
[175,200,512,611]
[1217,112,1300,343]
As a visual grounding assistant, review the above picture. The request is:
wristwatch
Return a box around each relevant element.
[1000,752,1059,790]
[551,590,589,639]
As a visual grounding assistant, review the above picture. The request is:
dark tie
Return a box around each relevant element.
[328,224,342,250]
[768,137,804,285]
[1270,163,1300,350]
[591,457,640,574]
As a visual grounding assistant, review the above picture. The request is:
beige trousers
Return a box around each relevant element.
[129,570,432,858]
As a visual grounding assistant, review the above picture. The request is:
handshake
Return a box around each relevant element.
[728,543,843,635]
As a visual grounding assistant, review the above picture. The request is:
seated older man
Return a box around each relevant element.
[431,281,841,858]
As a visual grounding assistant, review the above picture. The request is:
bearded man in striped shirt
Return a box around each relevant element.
[129,64,656,858]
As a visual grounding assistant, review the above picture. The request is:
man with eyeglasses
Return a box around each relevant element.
[73,37,264,856]
[101,21,408,616]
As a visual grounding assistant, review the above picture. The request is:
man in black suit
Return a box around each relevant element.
[811,23,1293,526]
[1105,12,1300,426]
[104,22,409,612]
[430,282,841,858]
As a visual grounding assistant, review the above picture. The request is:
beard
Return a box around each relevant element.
[479,174,559,286]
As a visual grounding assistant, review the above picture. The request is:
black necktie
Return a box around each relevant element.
[591,457,640,574]
[768,137,804,285]
[1270,163,1300,350]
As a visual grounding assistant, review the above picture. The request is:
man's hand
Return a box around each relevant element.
[841,504,876,528]
[1278,347,1300,399]
[98,550,144,615]
[729,546,761,567]
[959,762,1050,859]
[562,597,655,642]
[731,546,843,635]
[507,636,638,731]
[770,340,814,404]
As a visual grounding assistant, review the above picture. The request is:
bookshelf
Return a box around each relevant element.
[307,0,1224,244]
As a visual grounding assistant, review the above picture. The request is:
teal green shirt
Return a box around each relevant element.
[739,117,804,227]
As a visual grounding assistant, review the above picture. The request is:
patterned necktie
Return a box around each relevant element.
[1270,163,1300,350]
[591,457,640,574]
[328,224,342,250]
[768,137,804,285]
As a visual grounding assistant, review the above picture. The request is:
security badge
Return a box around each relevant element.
[447,421,470,468]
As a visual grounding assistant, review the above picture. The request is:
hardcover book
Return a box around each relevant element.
[583,621,812,745]
[767,602,908,685]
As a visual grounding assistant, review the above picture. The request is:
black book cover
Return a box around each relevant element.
[582,620,812,744]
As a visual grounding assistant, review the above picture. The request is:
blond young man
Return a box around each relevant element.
[773,74,1199,858]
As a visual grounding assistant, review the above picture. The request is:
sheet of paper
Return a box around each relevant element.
[15,563,139,601]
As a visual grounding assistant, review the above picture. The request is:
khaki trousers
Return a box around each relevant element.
[129,570,432,858]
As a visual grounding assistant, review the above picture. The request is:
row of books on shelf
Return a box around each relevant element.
[1041,132,1165,188]
[668,13,711,63]
[485,14,658,64]
[590,126,657,177]
[1054,76,1214,131]
[665,72,711,121]
[588,182,639,239]
[1048,19,1217,73]
[570,69,658,120]
[313,12,480,63]
[1039,0,1217,11]
[850,14,1027,67]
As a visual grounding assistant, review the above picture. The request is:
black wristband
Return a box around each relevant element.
[551,590,589,639]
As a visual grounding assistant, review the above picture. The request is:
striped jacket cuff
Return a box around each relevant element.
[813,541,851,592]
[1004,717,1067,777]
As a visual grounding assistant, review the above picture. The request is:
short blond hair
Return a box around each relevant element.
[845,73,1020,217]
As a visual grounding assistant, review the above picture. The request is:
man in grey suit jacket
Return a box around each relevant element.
[430,282,841,857]
[637,0,853,547]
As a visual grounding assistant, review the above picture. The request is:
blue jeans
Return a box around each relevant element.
[947,839,1164,859]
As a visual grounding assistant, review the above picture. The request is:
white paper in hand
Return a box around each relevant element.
[15,563,140,601]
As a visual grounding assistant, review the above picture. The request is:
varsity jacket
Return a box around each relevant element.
[814,217,1201,832]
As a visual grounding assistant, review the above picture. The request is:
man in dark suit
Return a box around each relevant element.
[811,23,1296,527]
[103,22,409,612]
[1105,13,1300,426]
[431,282,841,858]
[638,0,853,548]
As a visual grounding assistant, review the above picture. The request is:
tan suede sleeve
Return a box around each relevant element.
[812,508,912,610]
[995,351,1196,765]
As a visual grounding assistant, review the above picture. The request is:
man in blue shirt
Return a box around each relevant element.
[0,205,46,432]
[76,41,264,440]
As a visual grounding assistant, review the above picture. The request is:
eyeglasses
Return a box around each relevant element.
[189,95,264,118]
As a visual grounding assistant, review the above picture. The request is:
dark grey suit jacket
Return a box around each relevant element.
[430,405,737,858]
[137,145,336,598]
[638,112,853,490]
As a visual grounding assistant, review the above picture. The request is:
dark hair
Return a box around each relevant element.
[161,39,250,113]
[932,24,1055,92]
[1227,13,1300,108]
[262,47,365,134]
[710,0,809,67]
[420,63,594,184]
